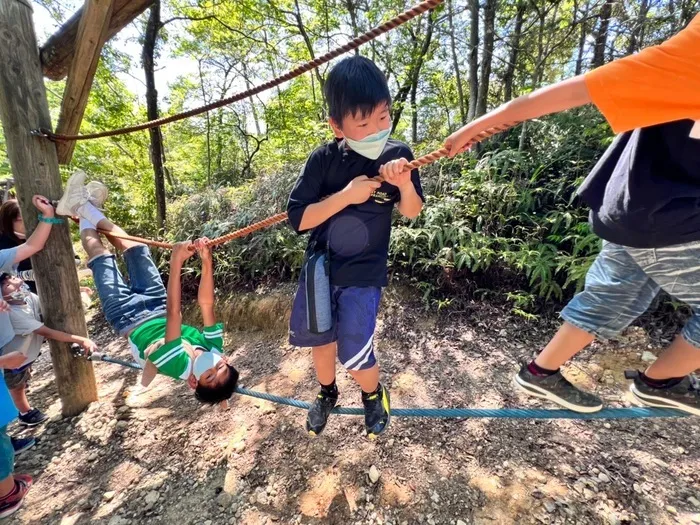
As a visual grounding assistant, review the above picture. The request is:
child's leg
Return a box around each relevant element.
[645,335,700,379]
[8,386,30,415]
[312,343,337,386]
[79,204,144,254]
[348,365,379,393]
[516,242,658,412]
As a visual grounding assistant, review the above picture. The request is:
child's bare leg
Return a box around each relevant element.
[8,386,30,414]
[645,336,700,379]
[535,322,595,370]
[348,365,379,393]
[312,343,337,385]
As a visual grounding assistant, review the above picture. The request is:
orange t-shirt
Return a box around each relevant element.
[584,14,700,133]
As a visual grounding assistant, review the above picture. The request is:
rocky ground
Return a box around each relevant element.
[7,290,700,525]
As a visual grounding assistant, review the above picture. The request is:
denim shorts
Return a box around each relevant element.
[0,426,13,480]
[88,245,167,336]
[562,241,700,347]
[289,273,382,371]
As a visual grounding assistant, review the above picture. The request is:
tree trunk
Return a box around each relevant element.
[447,0,466,124]
[591,0,613,68]
[345,0,360,55]
[410,76,418,143]
[467,0,479,120]
[476,0,497,117]
[0,0,97,416]
[575,0,590,75]
[142,0,166,231]
[503,0,526,102]
[198,60,212,186]
[627,0,650,55]
[392,9,435,131]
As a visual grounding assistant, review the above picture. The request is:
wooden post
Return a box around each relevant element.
[0,0,98,416]
[55,0,114,164]
[41,0,154,81]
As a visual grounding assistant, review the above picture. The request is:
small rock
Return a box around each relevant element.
[144,491,159,505]
[633,483,642,493]
[689,496,700,509]
[87,452,99,462]
[430,492,439,503]
[641,351,657,363]
[232,441,246,454]
[103,491,115,502]
[217,492,233,507]
[583,488,594,500]
[368,465,381,484]
[116,421,128,429]
[457,521,467,525]
[598,473,610,483]
[543,500,556,513]
[666,506,677,515]
[257,491,268,505]
[204,521,212,525]
[652,458,669,468]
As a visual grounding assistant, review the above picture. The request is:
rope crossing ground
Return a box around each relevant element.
[85,351,689,420]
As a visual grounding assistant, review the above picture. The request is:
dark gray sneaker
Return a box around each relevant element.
[627,370,700,416]
[514,364,603,413]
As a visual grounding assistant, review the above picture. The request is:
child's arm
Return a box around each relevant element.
[195,239,216,326]
[14,196,57,263]
[445,76,591,157]
[164,241,195,342]
[140,360,159,388]
[297,177,382,231]
[0,351,26,370]
[379,159,424,219]
[34,326,97,352]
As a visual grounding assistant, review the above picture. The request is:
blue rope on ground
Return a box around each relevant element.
[96,354,689,420]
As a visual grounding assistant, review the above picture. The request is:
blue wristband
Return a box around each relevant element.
[38,213,64,224]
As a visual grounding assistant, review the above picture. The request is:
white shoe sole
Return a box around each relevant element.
[55,170,87,216]
[629,384,700,416]
[513,374,603,414]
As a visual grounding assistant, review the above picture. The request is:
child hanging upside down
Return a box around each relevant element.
[55,171,239,405]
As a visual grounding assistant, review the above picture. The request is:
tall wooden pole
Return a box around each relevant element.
[0,0,98,416]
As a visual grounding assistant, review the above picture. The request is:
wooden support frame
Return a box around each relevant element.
[41,0,154,81]
[0,0,98,416]
[55,0,115,164]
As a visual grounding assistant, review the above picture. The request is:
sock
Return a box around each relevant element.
[320,380,338,398]
[361,383,382,399]
[77,201,106,228]
[640,372,683,389]
[527,360,558,377]
[79,218,96,232]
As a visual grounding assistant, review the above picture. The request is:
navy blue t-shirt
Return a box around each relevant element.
[578,119,700,248]
[287,138,424,287]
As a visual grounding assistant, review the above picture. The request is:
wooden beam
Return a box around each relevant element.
[41,0,153,81]
[55,0,115,164]
[0,0,98,416]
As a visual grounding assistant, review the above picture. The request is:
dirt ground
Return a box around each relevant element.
[6,290,700,525]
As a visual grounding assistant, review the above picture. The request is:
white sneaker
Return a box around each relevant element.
[86,181,108,209]
[55,170,89,217]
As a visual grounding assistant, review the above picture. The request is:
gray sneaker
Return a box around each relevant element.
[627,370,700,416]
[514,364,603,413]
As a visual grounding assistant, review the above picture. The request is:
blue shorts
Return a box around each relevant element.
[88,245,167,336]
[289,274,382,371]
[0,426,13,480]
[562,241,700,347]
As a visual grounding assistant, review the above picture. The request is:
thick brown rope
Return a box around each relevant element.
[36,0,443,142]
[86,122,518,250]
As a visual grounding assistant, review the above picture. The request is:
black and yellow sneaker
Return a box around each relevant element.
[362,383,391,440]
[306,387,338,436]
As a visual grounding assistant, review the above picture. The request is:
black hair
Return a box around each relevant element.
[324,55,391,126]
[0,273,10,285]
[194,363,240,405]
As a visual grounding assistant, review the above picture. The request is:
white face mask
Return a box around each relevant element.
[13,231,25,240]
[3,283,29,302]
[192,351,222,380]
[344,127,391,160]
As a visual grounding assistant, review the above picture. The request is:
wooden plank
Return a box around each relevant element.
[0,0,98,416]
[41,0,153,81]
[55,0,115,164]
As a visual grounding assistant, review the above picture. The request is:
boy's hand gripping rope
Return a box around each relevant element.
[33,0,443,142]
[87,123,517,250]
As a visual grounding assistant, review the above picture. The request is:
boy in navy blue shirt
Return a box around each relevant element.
[287,55,424,438]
